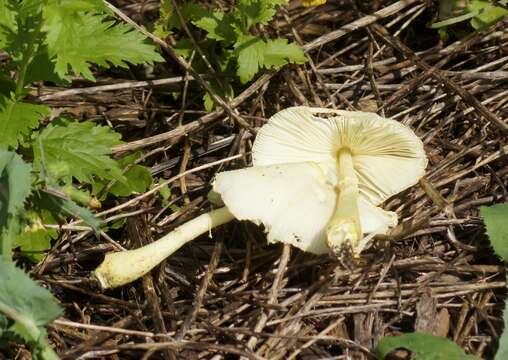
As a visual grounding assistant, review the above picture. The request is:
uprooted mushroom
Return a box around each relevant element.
[93,107,427,289]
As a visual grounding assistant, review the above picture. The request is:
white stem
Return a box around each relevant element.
[326,149,362,257]
[93,207,234,289]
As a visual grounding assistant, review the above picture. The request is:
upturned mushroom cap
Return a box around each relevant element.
[212,106,426,254]
[252,106,428,205]
[212,162,397,254]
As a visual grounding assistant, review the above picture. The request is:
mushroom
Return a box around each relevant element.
[93,107,427,289]
[214,106,427,257]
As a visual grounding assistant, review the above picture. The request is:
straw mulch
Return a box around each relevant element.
[7,0,508,359]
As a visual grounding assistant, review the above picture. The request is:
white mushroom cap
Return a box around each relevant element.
[252,106,428,205]
[212,162,397,254]
[212,106,427,255]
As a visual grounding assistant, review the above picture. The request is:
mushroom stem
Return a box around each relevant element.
[326,148,362,256]
[93,207,234,289]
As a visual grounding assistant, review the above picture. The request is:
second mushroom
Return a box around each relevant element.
[94,106,427,288]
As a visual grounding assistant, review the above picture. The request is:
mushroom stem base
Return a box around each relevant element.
[93,207,234,289]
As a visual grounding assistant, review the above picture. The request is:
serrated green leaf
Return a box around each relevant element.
[0,0,17,49]
[375,333,479,360]
[0,257,61,359]
[193,10,224,38]
[469,0,508,30]
[194,11,236,43]
[0,97,50,149]
[16,0,44,21]
[109,164,153,197]
[42,8,163,80]
[263,38,306,68]
[236,0,287,30]
[480,203,508,262]
[2,1,45,67]
[33,121,125,185]
[235,35,265,83]
[234,35,305,83]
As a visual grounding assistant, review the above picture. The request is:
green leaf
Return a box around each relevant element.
[0,72,16,97]
[0,150,32,259]
[174,37,194,58]
[0,215,20,261]
[33,120,125,185]
[480,203,508,262]
[235,35,266,83]
[468,0,508,30]
[203,79,234,112]
[158,183,171,205]
[25,46,67,85]
[35,190,101,233]
[263,38,306,68]
[0,257,61,359]
[0,0,17,49]
[42,7,163,80]
[156,1,211,32]
[52,197,100,232]
[478,204,508,359]
[91,152,153,198]
[0,150,32,216]
[204,92,214,112]
[236,0,288,29]
[109,164,152,197]
[2,1,45,68]
[193,11,236,43]
[0,96,50,149]
[15,228,56,262]
[375,333,479,360]
[234,35,306,83]
[14,211,58,262]
[495,295,508,360]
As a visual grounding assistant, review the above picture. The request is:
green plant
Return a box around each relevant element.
[480,203,508,360]
[0,0,163,357]
[155,0,306,111]
[432,0,508,38]
[375,332,479,359]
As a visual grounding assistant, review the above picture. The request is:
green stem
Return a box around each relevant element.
[93,207,235,289]
[326,149,362,257]
[14,19,42,99]
[15,48,32,98]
